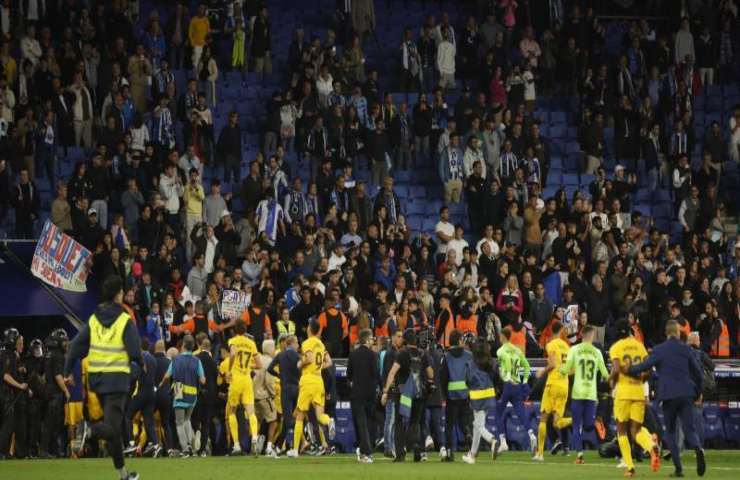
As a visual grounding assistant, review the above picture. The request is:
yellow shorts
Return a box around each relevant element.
[296,380,325,412]
[87,392,103,422]
[540,385,568,417]
[228,375,255,407]
[65,402,84,426]
[614,399,645,423]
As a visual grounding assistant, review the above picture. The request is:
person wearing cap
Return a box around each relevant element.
[80,206,105,252]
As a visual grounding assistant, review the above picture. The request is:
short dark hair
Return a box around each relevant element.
[359,328,373,345]
[183,335,195,352]
[309,318,321,335]
[102,275,123,302]
[551,321,563,335]
[449,328,463,347]
[234,319,247,335]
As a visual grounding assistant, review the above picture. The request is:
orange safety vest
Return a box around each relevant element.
[349,324,359,346]
[510,326,526,354]
[435,307,455,347]
[710,321,730,358]
[375,322,390,338]
[456,314,478,335]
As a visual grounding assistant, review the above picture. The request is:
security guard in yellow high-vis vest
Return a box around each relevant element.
[65,276,142,480]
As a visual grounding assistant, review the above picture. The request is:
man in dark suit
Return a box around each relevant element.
[627,320,706,478]
[347,328,379,463]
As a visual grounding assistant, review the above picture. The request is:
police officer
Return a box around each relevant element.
[25,338,46,457]
[0,328,29,459]
[40,328,71,458]
[440,329,473,462]
[65,275,142,480]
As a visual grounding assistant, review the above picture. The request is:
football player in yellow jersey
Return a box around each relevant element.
[609,320,660,477]
[534,321,572,461]
[288,320,336,457]
[226,320,263,456]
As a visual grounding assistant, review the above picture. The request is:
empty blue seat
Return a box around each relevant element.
[550,125,566,138]
[724,408,740,444]
[703,404,724,444]
[563,173,579,186]
[550,111,566,124]
[410,186,426,198]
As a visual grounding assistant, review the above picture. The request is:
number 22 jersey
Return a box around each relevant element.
[609,337,649,401]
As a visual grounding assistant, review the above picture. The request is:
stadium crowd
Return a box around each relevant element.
[0,0,739,477]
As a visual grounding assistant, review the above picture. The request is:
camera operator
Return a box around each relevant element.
[381,329,435,462]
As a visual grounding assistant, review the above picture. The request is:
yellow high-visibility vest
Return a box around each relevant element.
[87,312,131,374]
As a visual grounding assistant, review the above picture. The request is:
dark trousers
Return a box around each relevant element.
[126,391,157,445]
[223,154,241,184]
[0,392,27,457]
[422,405,444,448]
[281,386,298,448]
[394,397,426,460]
[445,398,470,453]
[571,399,596,452]
[27,398,44,454]
[663,397,700,473]
[192,399,214,453]
[351,397,375,456]
[495,383,530,436]
[40,394,65,455]
[91,392,127,470]
[155,390,174,449]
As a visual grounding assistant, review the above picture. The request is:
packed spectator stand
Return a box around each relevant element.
[1,0,739,364]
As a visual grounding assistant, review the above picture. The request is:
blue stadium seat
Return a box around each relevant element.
[563,173,579,186]
[703,404,725,444]
[549,125,566,138]
[725,408,740,445]
[550,111,566,124]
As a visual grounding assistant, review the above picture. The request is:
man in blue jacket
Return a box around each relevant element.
[626,320,706,478]
[267,334,301,454]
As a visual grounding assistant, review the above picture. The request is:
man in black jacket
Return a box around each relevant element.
[217,111,242,184]
[267,335,301,452]
[124,339,160,458]
[347,329,379,462]
[251,6,272,74]
[11,168,39,239]
[64,275,141,480]
[367,121,391,187]
[153,340,173,452]
[193,337,218,457]
[584,274,610,346]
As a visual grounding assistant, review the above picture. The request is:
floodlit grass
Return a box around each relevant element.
[4,450,740,479]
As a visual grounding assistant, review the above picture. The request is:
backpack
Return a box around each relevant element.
[407,348,425,399]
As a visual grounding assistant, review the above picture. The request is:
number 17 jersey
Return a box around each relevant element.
[229,335,258,379]
[300,336,326,385]
[609,337,648,401]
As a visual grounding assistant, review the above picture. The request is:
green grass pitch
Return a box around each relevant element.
[4,451,740,479]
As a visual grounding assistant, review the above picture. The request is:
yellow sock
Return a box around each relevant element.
[228,411,240,447]
[617,434,634,470]
[635,427,654,452]
[537,421,547,456]
[556,417,573,429]
[318,427,326,445]
[293,420,303,451]
[318,413,331,426]
[249,414,259,439]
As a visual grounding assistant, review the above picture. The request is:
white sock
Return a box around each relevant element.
[119,467,128,479]
[267,442,273,449]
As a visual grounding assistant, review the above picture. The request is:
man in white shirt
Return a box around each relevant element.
[435,206,454,261]
[159,163,184,232]
[327,243,347,272]
[436,30,456,90]
[447,225,469,267]
[69,73,94,148]
[476,224,500,258]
